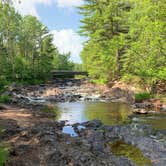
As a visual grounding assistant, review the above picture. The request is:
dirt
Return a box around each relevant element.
[0,105,54,128]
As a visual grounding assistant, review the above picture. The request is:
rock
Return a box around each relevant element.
[0,119,21,139]
[83,120,102,128]
[104,123,166,166]
[161,105,166,112]
[0,105,7,110]
[109,87,135,104]
[133,109,148,114]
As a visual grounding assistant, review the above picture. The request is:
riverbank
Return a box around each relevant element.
[0,79,166,166]
[0,105,165,166]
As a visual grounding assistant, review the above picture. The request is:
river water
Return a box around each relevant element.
[55,102,166,130]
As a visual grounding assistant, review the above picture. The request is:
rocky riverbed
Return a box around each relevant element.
[0,111,166,166]
[4,79,135,105]
[0,79,166,166]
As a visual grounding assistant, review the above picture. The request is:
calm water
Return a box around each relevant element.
[55,102,166,130]
[133,114,166,130]
[56,102,132,125]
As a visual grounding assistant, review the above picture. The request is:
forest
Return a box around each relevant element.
[79,0,166,93]
[0,0,165,94]
[0,1,75,89]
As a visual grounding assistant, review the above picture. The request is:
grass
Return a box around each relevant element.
[135,92,151,102]
[109,140,152,166]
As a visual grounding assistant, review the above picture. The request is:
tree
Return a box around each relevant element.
[53,52,74,70]
[0,2,74,85]
[79,0,166,91]
[123,0,166,92]
[79,0,131,83]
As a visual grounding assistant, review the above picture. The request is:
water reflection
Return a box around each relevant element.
[109,140,152,166]
[84,102,132,125]
[133,114,166,130]
[56,102,132,125]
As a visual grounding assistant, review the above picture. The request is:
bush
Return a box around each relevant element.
[0,76,8,92]
[121,74,142,84]
[0,95,11,103]
[135,92,151,102]
[0,145,8,166]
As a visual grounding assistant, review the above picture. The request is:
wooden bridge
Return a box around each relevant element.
[51,70,88,78]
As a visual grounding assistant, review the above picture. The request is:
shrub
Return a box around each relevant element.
[0,145,8,166]
[0,76,8,92]
[0,95,11,103]
[135,92,151,102]
[121,74,142,84]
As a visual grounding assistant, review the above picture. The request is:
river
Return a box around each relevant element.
[55,101,166,130]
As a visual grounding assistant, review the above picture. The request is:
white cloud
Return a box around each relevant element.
[56,0,83,8]
[13,0,83,17]
[51,29,83,63]
[13,0,53,18]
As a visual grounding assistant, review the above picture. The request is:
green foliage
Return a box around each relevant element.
[0,145,8,166]
[123,0,166,92]
[121,74,141,84]
[79,0,166,88]
[0,76,8,92]
[53,52,74,71]
[74,63,83,71]
[79,0,131,83]
[0,94,10,103]
[135,93,151,102]
[0,128,8,166]
[0,2,75,86]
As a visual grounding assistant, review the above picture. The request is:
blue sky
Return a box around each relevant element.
[13,0,84,63]
[37,4,81,31]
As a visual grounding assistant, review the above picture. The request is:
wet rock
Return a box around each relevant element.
[6,79,137,105]
[83,120,102,128]
[103,123,166,166]
[133,108,148,114]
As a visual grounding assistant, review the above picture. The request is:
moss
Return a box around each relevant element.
[109,140,152,166]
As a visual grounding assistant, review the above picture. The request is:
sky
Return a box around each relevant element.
[13,0,85,63]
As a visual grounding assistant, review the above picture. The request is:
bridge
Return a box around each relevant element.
[51,70,88,78]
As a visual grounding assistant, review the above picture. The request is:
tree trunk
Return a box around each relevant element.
[116,49,121,79]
